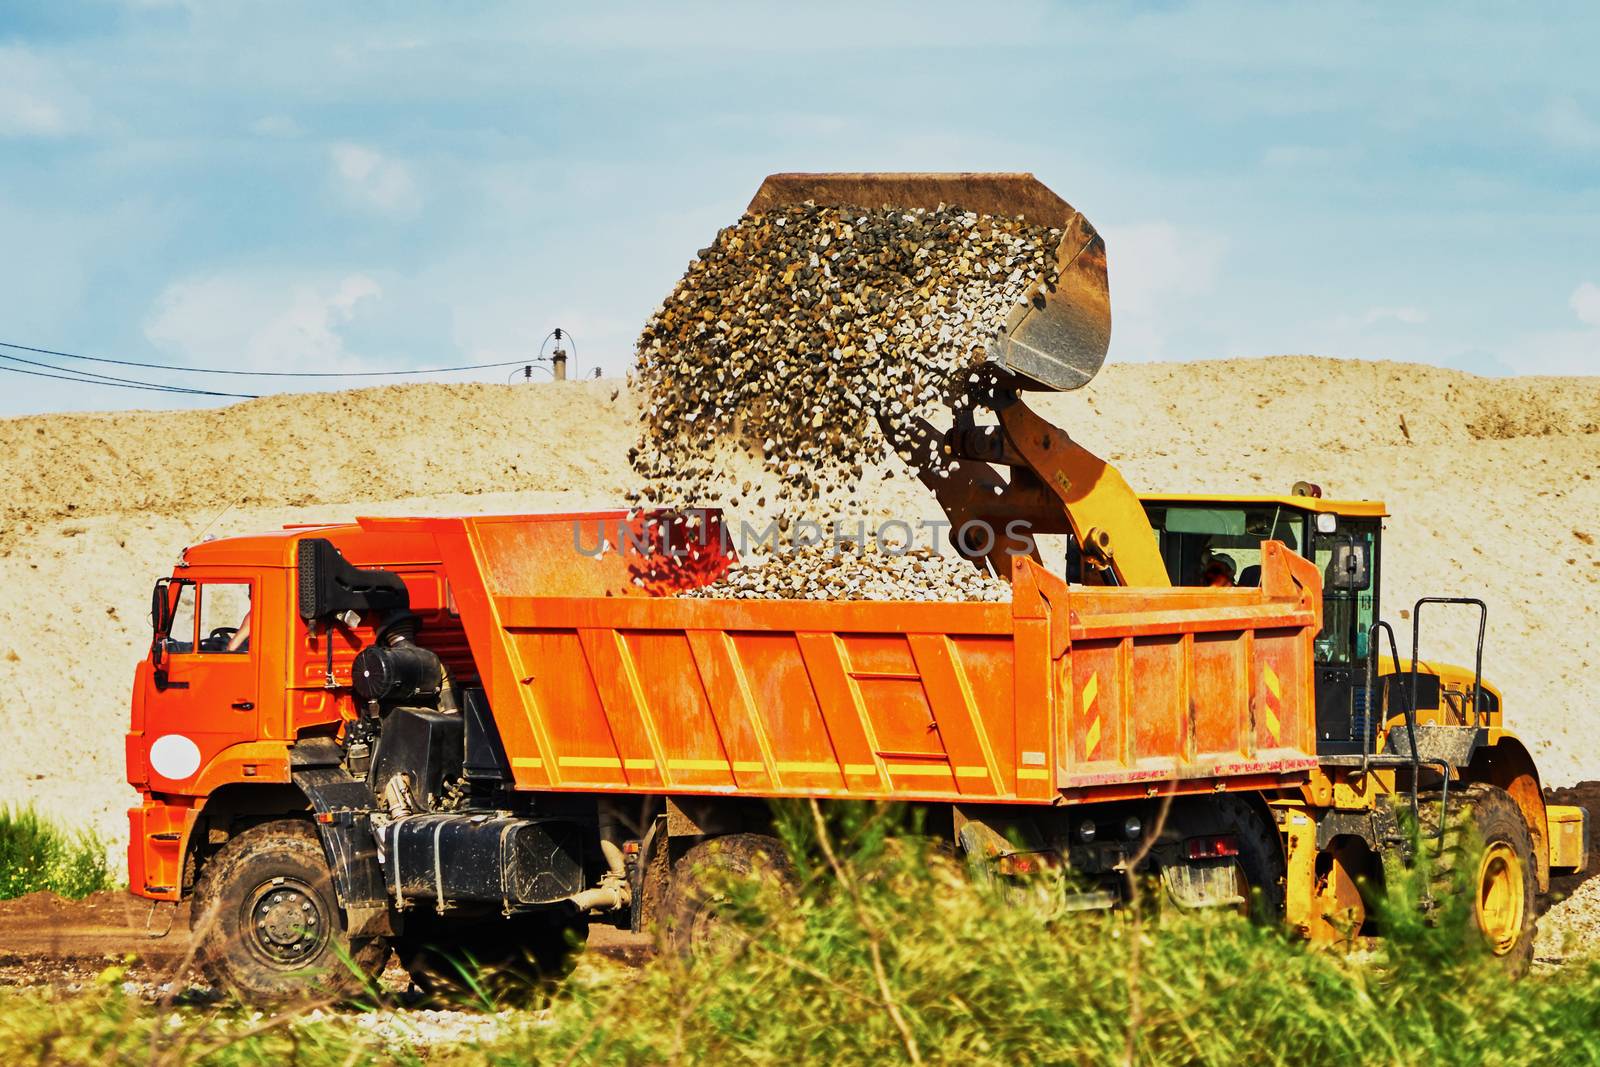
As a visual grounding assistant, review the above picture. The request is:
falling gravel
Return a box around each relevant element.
[680,541,1011,602]
[629,202,1061,514]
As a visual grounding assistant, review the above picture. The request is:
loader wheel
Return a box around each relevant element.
[665,832,794,961]
[191,819,390,1004]
[395,907,589,1004]
[1421,784,1536,975]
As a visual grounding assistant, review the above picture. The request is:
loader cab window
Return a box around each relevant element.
[1143,505,1304,589]
[158,581,253,655]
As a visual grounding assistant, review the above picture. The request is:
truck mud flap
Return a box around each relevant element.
[290,741,391,937]
[1161,862,1246,910]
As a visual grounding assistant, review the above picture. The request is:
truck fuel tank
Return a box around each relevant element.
[375,813,586,907]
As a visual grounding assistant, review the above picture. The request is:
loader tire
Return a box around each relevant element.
[395,907,589,1004]
[665,832,794,961]
[1420,784,1536,976]
[192,819,390,1004]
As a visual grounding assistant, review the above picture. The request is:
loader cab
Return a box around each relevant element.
[1139,493,1385,756]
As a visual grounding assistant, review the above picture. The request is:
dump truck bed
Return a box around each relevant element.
[374,514,1325,806]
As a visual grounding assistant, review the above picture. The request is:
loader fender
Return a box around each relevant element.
[1467,735,1549,893]
[289,739,393,937]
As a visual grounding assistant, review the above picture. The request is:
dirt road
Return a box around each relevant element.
[0,890,652,993]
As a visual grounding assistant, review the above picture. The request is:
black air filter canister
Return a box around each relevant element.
[353,643,443,703]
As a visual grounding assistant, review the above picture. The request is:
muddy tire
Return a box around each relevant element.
[191,819,389,1004]
[1422,784,1537,976]
[664,833,793,960]
[1222,797,1287,922]
[395,907,589,1004]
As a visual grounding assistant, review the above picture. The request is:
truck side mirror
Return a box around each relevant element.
[1329,542,1370,591]
[151,578,172,634]
[150,578,175,675]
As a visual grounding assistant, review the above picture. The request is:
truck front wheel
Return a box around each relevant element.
[192,819,390,1003]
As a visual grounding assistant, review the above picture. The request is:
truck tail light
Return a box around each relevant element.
[996,852,1055,876]
[1185,834,1241,860]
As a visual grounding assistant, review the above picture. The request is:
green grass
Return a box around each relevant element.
[490,802,1600,1066]
[0,806,113,901]
[3,803,1600,1065]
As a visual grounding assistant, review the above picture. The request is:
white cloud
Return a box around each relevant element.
[1359,306,1428,327]
[144,272,384,373]
[1538,96,1600,152]
[1261,144,1358,169]
[1107,221,1224,312]
[1101,220,1226,360]
[251,114,302,138]
[1496,328,1599,376]
[0,47,88,138]
[1369,303,1433,326]
[1571,281,1600,328]
[1488,282,1600,376]
[329,143,421,216]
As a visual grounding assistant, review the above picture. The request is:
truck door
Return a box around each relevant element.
[143,578,260,789]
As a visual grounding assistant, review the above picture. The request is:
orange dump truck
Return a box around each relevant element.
[128,510,1325,998]
[125,173,1583,999]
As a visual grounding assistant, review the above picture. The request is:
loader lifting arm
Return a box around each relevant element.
[936,391,1169,586]
[885,390,1169,587]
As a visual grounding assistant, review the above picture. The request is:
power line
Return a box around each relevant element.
[0,362,259,398]
[0,339,541,378]
[0,351,258,397]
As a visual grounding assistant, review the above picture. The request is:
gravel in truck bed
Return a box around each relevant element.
[679,542,1010,602]
[629,202,1060,513]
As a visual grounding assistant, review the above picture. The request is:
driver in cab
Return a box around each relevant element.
[1200,554,1237,589]
[224,611,250,653]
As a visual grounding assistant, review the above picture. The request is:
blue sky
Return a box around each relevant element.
[0,2,1596,415]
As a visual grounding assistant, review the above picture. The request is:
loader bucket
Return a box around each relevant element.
[747,172,1111,392]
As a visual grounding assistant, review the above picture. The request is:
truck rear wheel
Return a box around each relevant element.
[1423,784,1536,975]
[191,819,390,1004]
[665,832,793,960]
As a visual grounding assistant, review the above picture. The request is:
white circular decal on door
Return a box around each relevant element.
[149,734,203,780]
